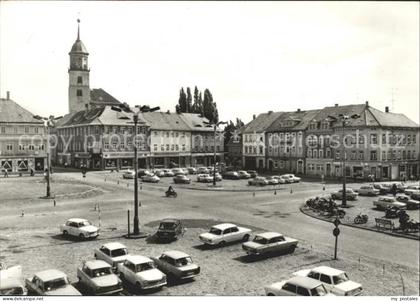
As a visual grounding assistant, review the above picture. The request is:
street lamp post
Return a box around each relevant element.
[111,103,159,237]
[205,121,228,186]
[33,115,62,198]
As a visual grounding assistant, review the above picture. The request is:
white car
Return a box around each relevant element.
[0,265,26,295]
[171,168,185,175]
[272,175,286,184]
[282,174,301,183]
[373,196,406,210]
[196,167,209,174]
[197,174,213,183]
[152,250,200,280]
[280,175,294,184]
[94,242,130,269]
[242,232,298,256]
[122,170,135,179]
[117,255,166,290]
[141,174,160,183]
[162,169,174,177]
[154,170,165,177]
[264,276,333,296]
[358,185,380,196]
[25,269,81,296]
[77,260,122,295]
[293,266,363,296]
[248,177,269,186]
[404,185,420,196]
[60,218,99,239]
[199,223,252,246]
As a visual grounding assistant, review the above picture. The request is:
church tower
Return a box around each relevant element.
[68,19,91,113]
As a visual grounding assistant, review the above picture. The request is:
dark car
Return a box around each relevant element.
[173,175,191,184]
[156,219,185,241]
[223,171,240,180]
[372,184,388,195]
[247,170,258,178]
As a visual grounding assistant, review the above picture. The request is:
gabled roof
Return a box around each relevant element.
[243,111,284,133]
[0,98,44,124]
[368,107,418,128]
[267,110,320,132]
[140,111,190,131]
[90,89,122,106]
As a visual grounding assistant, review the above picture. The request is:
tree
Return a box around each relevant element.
[186,87,192,113]
[192,86,200,113]
[203,89,218,123]
[178,88,187,113]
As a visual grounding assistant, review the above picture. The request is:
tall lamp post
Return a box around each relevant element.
[204,120,228,186]
[111,103,159,237]
[328,114,360,207]
[33,115,62,198]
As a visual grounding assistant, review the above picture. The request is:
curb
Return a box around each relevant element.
[299,206,420,241]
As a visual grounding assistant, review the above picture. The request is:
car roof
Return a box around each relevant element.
[67,218,88,223]
[212,223,237,230]
[84,260,111,270]
[161,218,180,223]
[34,269,67,282]
[380,196,395,200]
[102,242,127,250]
[255,232,283,240]
[311,266,343,276]
[162,250,190,260]
[126,255,153,265]
[0,277,24,289]
[287,276,322,289]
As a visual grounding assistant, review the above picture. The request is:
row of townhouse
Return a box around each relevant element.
[0,93,48,174]
[53,106,224,170]
[241,102,420,181]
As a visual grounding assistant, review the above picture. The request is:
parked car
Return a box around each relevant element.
[395,194,420,210]
[154,170,165,177]
[411,191,420,201]
[293,266,363,296]
[162,169,174,177]
[0,265,25,295]
[208,171,223,181]
[122,170,135,179]
[117,255,166,290]
[152,250,200,280]
[331,189,358,201]
[171,168,185,175]
[247,170,258,178]
[242,232,298,256]
[265,176,279,185]
[94,242,130,269]
[156,219,185,241]
[358,185,380,196]
[197,174,213,183]
[141,174,160,183]
[264,276,332,296]
[238,170,251,179]
[223,171,240,180]
[60,218,99,239]
[404,185,420,196]
[282,174,301,183]
[173,175,191,184]
[271,175,286,184]
[77,260,122,295]
[385,183,406,193]
[248,177,269,186]
[199,223,251,246]
[373,196,406,210]
[196,167,209,174]
[280,175,293,183]
[137,169,152,177]
[187,167,197,174]
[372,184,388,195]
[25,269,81,296]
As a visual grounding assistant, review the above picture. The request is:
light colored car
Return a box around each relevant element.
[248,176,269,186]
[331,189,358,200]
[162,169,174,177]
[209,171,223,181]
[173,175,191,184]
[404,185,420,196]
[154,170,165,177]
[197,174,213,183]
[396,194,420,209]
[199,223,251,246]
[94,242,130,269]
[238,170,251,179]
[187,167,197,174]
[282,174,301,183]
[0,265,26,295]
[293,266,363,296]
[25,269,81,296]
[152,250,200,280]
[264,276,332,296]
[265,176,279,185]
[280,175,294,183]
[122,170,135,179]
[196,167,209,174]
[117,255,166,290]
[141,174,160,183]
[358,185,380,196]
[171,168,185,175]
[242,232,298,256]
[77,260,122,295]
[60,218,99,239]
[272,175,286,184]
[411,191,420,201]
[373,196,406,210]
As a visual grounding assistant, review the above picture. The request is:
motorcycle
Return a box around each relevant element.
[385,206,403,219]
[354,213,368,224]
[165,190,177,198]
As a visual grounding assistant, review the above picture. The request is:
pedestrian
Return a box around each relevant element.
[4,169,8,178]
[391,183,397,197]
[30,168,34,176]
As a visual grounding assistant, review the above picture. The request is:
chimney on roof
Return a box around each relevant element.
[166,110,170,114]
[334,104,338,107]
[385,106,389,113]
[365,101,369,106]
[268,110,273,114]
[297,108,301,112]
[6,91,10,100]
[253,114,256,120]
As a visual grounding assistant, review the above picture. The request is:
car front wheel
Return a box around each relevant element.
[62,230,68,236]
[242,234,250,242]
[79,233,85,240]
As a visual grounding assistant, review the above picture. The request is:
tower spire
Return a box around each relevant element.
[77,18,80,41]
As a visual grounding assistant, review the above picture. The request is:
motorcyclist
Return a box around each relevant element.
[167,185,175,195]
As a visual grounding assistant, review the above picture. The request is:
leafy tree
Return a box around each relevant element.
[178,88,187,112]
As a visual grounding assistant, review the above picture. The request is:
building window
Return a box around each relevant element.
[175,145,179,151]
[382,133,387,145]
[77,89,83,96]
[335,150,340,160]
[358,151,364,160]
[25,127,29,134]
[39,145,44,150]
[313,149,318,158]
[259,146,264,154]
[182,144,186,151]
[370,134,377,145]
[104,143,109,149]
[160,145,164,151]
[407,135,411,144]
[154,144,157,151]
[166,144,170,151]
[6,144,13,151]
[413,150,416,159]
[77,76,83,84]
[382,151,386,161]
[308,149,312,158]
[1,127,5,133]
[413,134,416,144]
[402,150,406,160]
[370,151,377,161]
[397,150,401,160]
[351,151,356,160]
[326,148,331,158]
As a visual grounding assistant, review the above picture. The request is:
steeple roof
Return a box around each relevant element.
[69,19,88,54]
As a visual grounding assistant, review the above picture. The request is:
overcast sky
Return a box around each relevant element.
[1,1,419,124]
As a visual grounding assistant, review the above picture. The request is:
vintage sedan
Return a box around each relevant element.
[373,196,406,210]
[331,189,358,201]
[199,223,251,246]
[60,218,99,239]
[411,191,420,201]
[122,170,135,179]
[141,174,160,183]
[94,242,130,269]
[264,276,332,296]
[404,185,420,196]
[248,177,269,186]
[282,174,301,183]
[358,185,380,196]
[171,168,185,175]
[222,171,240,180]
[197,174,213,183]
[187,167,197,174]
[152,251,200,280]
[209,171,223,181]
[293,266,363,296]
[154,170,165,177]
[77,260,122,295]
[372,184,388,195]
[156,219,186,241]
[238,170,251,179]
[279,175,294,184]
[0,265,25,295]
[247,170,258,178]
[196,167,209,174]
[395,194,420,210]
[117,255,166,290]
[25,269,81,296]
[137,169,153,177]
[265,176,279,185]
[271,175,286,184]
[162,169,174,177]
[173,175,191,184]
[242,232,298,256]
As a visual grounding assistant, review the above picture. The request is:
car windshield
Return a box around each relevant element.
[209,228,222,235]
[92,267,112,277]
[44,277,68,291]
[79,221,91,227]
[136,262,155,272]
[111,248,128,257]
[175,257,193,267]
[160,222,175,230]
[253,236,268,244]
[333,273,349,284]
[310,284,328,296]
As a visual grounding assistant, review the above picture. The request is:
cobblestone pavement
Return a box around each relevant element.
[0,172,419,296]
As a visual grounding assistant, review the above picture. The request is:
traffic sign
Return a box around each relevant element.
[333,228,340,237]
